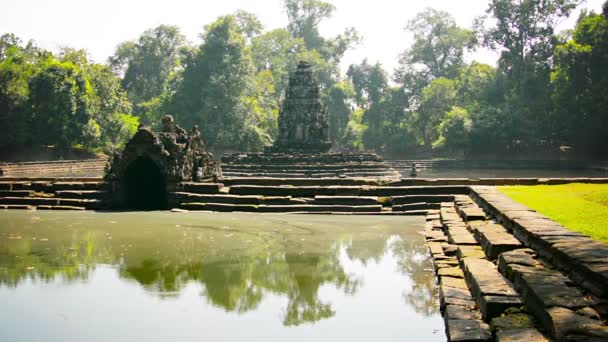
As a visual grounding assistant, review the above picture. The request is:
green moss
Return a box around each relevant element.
[377,196,392,205]
[490,313,535,332]
[500,184,608,243]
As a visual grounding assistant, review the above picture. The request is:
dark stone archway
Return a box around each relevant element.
[105,115,220,209]
[123,156,167,210]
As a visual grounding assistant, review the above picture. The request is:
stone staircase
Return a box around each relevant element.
[426,191,608,341]
[0,179,107,210]
[170,182,468,214]
[221,152,401,179]
[0,159,107,177]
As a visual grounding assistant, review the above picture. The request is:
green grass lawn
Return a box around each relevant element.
[499,183,608,243]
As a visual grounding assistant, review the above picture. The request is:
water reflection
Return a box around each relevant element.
[0,211,439,328]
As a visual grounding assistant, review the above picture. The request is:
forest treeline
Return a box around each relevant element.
[1,0,607,158]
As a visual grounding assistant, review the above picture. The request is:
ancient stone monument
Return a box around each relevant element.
[105,115,220,209]
[268,61,331,153]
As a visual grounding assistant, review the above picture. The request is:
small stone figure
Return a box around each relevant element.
[410,163,418,177]
[162,115,176,133]
[192,125,200,137]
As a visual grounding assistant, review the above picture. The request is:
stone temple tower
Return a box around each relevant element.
[268,61,331,153]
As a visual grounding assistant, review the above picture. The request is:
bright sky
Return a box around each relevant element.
[1,0,604,76]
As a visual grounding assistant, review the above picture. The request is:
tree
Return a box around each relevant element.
[109,25,185,118]
[475,0,582,149]
[347,59,389,108]
[550,3,608,156]
[395,8,475,104]
[322,82,354,143]
[28,61,95,150]
[433,106,473,156]
[415,78,457,147]
[168,15,266,150]
[284,0,336,51]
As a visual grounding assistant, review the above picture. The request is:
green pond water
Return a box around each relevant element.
[0,210,443,341]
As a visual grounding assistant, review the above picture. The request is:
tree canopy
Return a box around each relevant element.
[1,0,607,159]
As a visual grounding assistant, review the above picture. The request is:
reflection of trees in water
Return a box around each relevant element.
[0,231,114,287]
[1,224,438,324]
[390,237,439,316]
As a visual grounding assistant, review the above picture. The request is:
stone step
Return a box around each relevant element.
[312,195,380,206]
[362,186,469,197]
[461,258,523,321]
[471,186,608,298]
[5,181,106,191]
[221,165,391,172]
[391,194,455,205]
[178,183,224,194]
[173,192,307,205]
[424,214,493,341]
[497,249,607,341]
[179,202,383,213]
[0,190,35,197]
[228,185,469,197]
[392,202,440,212]
[36,205,87,210]
[228,185,363,197]
[0,204,34,210]
[468,222,523,260]
[0,196,102,209]
[220,177,381,187]
[55,190,108,199]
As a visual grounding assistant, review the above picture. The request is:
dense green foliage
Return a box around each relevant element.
[0,34,138,154]
[1,0,607,158]
[501,184,608,243]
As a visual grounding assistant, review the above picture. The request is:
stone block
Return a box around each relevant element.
[479,295,524,320]
[545,307,608,341]
[457,246,486,259]
[313,195,379,205]
[446,319,491,342]
[495,328,549,342]
[441,276,468,290]
[438,266,465,278]
[445,305,482,321]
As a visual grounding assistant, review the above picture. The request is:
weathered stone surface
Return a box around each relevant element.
[446,226,479,245]
[268,61,330,153]
[518,272,596,309]
[495,328,548,342]
[313,195,379,205]
[472,187,608,298]
[392,194,455,205]
[441,276,469,290]
[545,307,608,341]
[0,204,33,210]
[438,266,465,278]
[445,305,483,320]
[446,319,492,342]
[105,116,220,209]
[441,284,474,301]
[490,313,536,332]
[457,246,486,259]
[480,295,524,320]
[36,205,86,211]
[428,241,445,255]
[472,223,523,259]
[462,258,521,320]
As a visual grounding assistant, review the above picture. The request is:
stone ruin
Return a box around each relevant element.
[105,115,220,209]
[267,61,331,153]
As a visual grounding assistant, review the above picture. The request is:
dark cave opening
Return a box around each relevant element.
[124,156,167,210]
